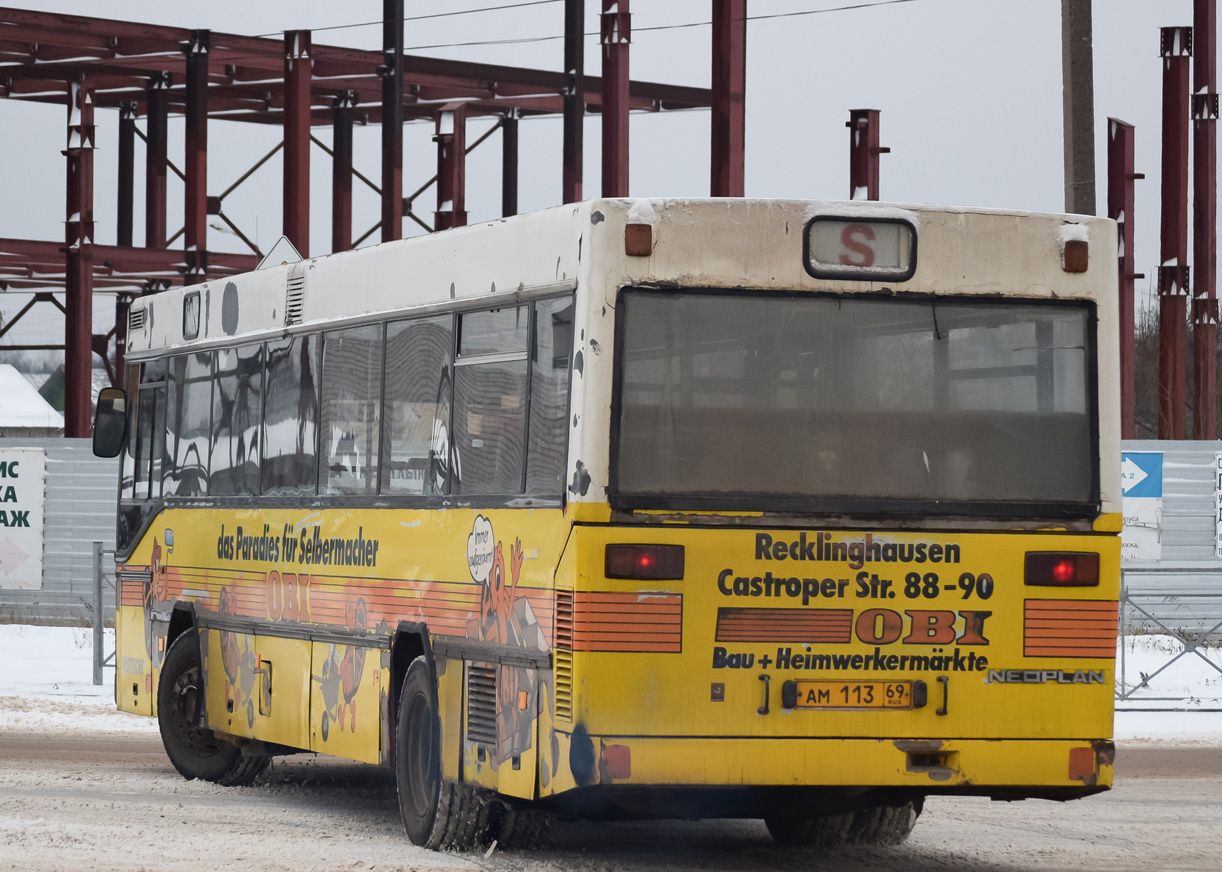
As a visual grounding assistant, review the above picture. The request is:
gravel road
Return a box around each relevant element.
[2,721,1220,872]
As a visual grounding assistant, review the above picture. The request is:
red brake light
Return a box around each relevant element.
[605,544,685,580]
[1025,552,1100,587]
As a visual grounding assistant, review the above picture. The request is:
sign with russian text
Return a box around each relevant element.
[804,216,916,282]
[1121,452,1162,563]
[0,448,45,589]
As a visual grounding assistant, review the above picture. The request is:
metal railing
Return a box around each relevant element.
[92,541,116,686]
[1116,577,1222,711]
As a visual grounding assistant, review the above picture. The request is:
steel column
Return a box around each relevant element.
[332,91,357,254]
[381,0,404,242]
[283,30,312,258]
[600,0,630,198]
[117,101,135,248]
[1159,27,1192,440]
[434,105,468,230]
[1108,118,1139,439]
[847,109,886,200]
[114,293,130,387]
[1061,0,1097,214]
[184,30,209,280]
[145,72,169,250]
[563,0,585,204]
[502,112,519,217]
[1194,0,1219,439]
[64,75,95,437]
[711,0,746,197]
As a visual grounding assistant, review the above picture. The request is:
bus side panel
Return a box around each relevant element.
[308,639,382,764]
[538,537,581,798]
[202,628,259,738]
[115,603,152,717]
[437,654,463,781]
[251,635,312,750]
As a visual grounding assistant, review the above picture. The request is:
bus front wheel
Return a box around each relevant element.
[157,632,269,786]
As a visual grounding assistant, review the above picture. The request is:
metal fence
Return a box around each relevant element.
[0,437,118,625]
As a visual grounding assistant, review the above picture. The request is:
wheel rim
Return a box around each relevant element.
[169,665,225,756]
[405,688,437,818]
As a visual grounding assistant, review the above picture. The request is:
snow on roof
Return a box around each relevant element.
[0,364,64,429]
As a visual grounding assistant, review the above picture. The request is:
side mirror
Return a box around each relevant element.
[92,387,127,458]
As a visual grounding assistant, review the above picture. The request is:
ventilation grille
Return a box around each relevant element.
[466,662,498,746]
[128,307,146,332]
[554,590,574,721]
[284,275,305,325]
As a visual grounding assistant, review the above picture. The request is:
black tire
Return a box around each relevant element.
[157,632,269,787]
[765,812,854,847]
[490,800,552,850]
[847,800,923,845]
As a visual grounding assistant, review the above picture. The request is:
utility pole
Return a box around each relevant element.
[1062,0,1096,214]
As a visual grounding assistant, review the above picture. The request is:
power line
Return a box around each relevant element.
[251,0,564,40]
[252,0,921,51]
[397,0,923,51]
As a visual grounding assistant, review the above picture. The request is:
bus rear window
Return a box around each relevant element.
[612,290,1097,517]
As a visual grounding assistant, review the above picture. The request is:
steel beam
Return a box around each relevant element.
[600,0,630,198]
[711,0,746,197]
[563,0,585,204]
[117,100,134,247]
[1158,27,1191,440]
[332,91,357,254]
[434,105,467,230]
[381,0,403,242]
[184,30,208,280]
[847,109,886,200]
[145,72,169,249]
[64,74,95,437]
[502,113,519,217]
[283,30,312,257]
[1108,118,1139,439]
[1194,0,1218,439]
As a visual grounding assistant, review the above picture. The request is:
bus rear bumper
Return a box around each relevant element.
[556,734,1114,796]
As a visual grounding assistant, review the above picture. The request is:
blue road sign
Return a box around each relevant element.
[1121,452,1163,499]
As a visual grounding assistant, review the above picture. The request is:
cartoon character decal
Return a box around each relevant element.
[465,515,546,765]
[312,596,369,742]
[143,534,173,668]
[218,586,259,729]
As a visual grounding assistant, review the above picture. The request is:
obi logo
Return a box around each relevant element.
[854,608,993,646]
[467,514,495,583]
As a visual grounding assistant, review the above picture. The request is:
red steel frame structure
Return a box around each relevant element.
[1158,26,1192,441]
[0,4,744,436]
[1192,0,1218,439]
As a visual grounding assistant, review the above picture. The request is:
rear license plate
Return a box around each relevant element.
[791,680,913,709]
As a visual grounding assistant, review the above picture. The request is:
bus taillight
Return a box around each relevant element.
[1024,552,1100,587]
[605,544,685,580]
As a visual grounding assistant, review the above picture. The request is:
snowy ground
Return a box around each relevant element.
[0,625,1220,743]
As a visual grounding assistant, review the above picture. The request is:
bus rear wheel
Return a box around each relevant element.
[396,656,496,850]
[765,800,922,848]
[157,632,269,786]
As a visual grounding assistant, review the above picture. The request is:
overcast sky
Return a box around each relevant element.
[0,0,1209,346]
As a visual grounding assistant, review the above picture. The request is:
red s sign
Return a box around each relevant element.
[840,223,876,267]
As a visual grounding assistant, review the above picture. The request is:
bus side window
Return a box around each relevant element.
[163,352,213,498]
[453,307,529,495]
[262,335,320,496]
[319,325,383,496]
[212,343,264,496]
[382,315,453,496]
[526,296,573,494]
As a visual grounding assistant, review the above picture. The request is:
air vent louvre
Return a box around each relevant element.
[128,308,146,332]
[285,275,305,325]
[466,662,498,746]
[554,589,574,721]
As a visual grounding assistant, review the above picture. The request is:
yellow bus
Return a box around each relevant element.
[94,197,1120,849]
